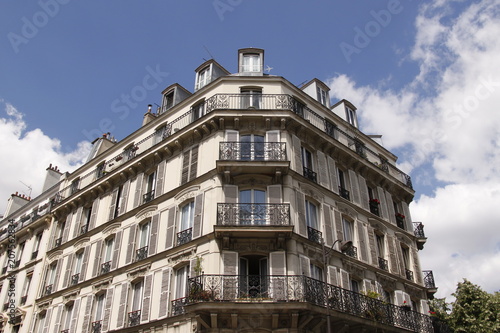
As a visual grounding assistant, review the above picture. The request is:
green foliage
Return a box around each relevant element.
[428,297,450,321]
[193,256,203,276]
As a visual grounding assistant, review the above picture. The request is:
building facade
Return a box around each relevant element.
[0,48,437,333]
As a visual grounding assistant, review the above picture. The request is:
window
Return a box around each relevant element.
[154,125,168,144]
[93,293,106,329]
[240,134,264,161]
[32,232,42,259]
[163,90,174,111]
[346,106,357,127]
[70,178,80,195]
[305,200,320,243]
[45,263,57,295]
[178,201,194,245]
[241,88,262,108]
[368,186,380,216]
[196,66,211,90]
[63,303,74,332]
[310,264,323,281]
[192,101,205,121]
[316,86,327,106]
[338,169,350,200]
[81,206,92,235]
[101,237,114,274]
[113,184,124,219]
[35,313,46,333]
[129,280,144,325]
[143,171,156,204]
[239,256,268,297]
[376,234,388,270]
[242,54,261,72]
[14,241,25,268]
[123,145,137,162]
[301,147,317,182]
[72,252,83,285]
[136,222,150,261]
[96,162,106,179]
[342,218,355,257]
[239,189,266,225]
[21,274,32,304]
[175,266,189,299]
[401,246,412,279]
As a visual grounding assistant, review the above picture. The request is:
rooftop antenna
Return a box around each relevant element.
[203,45,215,60]
[19,180,32,198]
[298,79,309,87]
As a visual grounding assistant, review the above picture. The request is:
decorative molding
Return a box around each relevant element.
[73,237,90,251]
[126,263,151,281]
[168,247,197,267]
[102,222,122,236]
[135,206,158,221]
[174,185,200,202]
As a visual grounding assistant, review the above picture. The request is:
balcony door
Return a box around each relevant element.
[240,256,268,298]
[241,89,262,109]
[240,134,264,161]
[239,189,266,225]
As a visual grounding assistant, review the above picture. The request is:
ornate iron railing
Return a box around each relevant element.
[423,270,435,289]
[80,224,88,235]
[177,228,192,246]
[54,237,62,248]
[31,251,38,260]
[369,201,380,216]
[101,261,111,275]
[71,273,80,286]
[413,222,425,238]
[91,320,102,333]
[13,259,20,268]
[171,297,188,316]
[217,203,290,226]
[343,245,358,259]
[339,186,350,201]
[219,142,287,161]
[405,269,414,281]
[143,190,155,204]
[303,167,317,183]
[45,284,53,296]
[20,295,27,305]
[378,257,388,271]
[307,226,322,243]
[128,310,141,327]
[135,246,148,262]
[186,274,433,332]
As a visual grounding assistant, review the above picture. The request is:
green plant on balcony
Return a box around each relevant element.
[193,256,203,276]
[188,285,211,302]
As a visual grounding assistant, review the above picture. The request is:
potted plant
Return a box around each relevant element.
[401,301,411,311]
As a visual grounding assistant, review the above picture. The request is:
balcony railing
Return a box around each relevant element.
[396,214,406,229]
[405,269,414,281]
[171,297,188,316]
[423,270,436,289]
[52,94,412,210]
[54,237,62,248]
[143,190,155,204]
[303,167,317,183]
[135,246,148,262]
[369,201,380,216]
[101,261,111,275]
[20,295,27,305]
[343,245,358,259]
[217,203,290,226]
[31,251,38,260]
[378,257,388,271]
[219,142,287,161]
[91,320,102,333]
[177,228,192,246]
[45,284,53,296]
[186,274,433,332]
[128,310,141,327]
[61,330,69,333]
[80,224,88,235]
[339,186,350,201]
[413,222,425,238]
[71,273,80,286]
[307,226,322,243]
[13,260,20,268]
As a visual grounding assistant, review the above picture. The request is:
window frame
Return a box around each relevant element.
[196,65,211,90]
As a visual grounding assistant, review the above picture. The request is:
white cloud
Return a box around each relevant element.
[328,0,500,298]
[0,101,91,216]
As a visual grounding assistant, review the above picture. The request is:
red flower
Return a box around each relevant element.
[369,198,380,204]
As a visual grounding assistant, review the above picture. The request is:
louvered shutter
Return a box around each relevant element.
[165,208,176,249]
[377,187,389,220]
[225,130,239,141]
[339,269,350,289]
[69,298,80,332]
[88,198,100,230]
[111,231,122,270]
[155,160,166,197]
[158,268,171,318]
[265,130,280,142]
[148,214,159,256]
[358,175,369,210]
[81,295,93,332]
[295,191,307,237]
[42,308,52,333]
[72,207,83,239]
[79,245,90,282]
[292,135,302,173]
[327,156,339,194]
[62,212,73,242]
[421,300,430,315]
[189,146,199,181]
[223,251,238,275]
[396,243,406,276]
[118,180,130,215]
[267,185,282,203]
[387,235,399,274]
[53,259,63,292]
[299,255,310,276]
[366,227,378,265]
[92,240,103,277]
[125,225,137,264]
[317,151,329,188]
[323,204,334,247]
[412,248,422,284]
[133,174,144,208]
[401,201,412,229]
[224,185,238,203]
[328,266,339,286]
[356,222,368,262]
[116,283,128,328]
[63,254,74,288]
[270,251,286,300]
[333,209,344,245]
[102,288,114,331]
[394,290,404,305]
[180,150,190,184]
[363,279,373,292]
[385,192,396,224]
[108,188,119,221]
[348,170,361,205]
[141,274,153,322]
[53,304,63,333]
[192,193,204,239]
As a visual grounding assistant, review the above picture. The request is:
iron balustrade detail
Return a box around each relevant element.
[80,225,88,235]
[71,273,80,286]
[128,310,141,327]
[423,270,436,289]
[378,257,388,271]
[339,187,350,201]
[303,167,317,183]
[143,190,155,204]
[307,226,322,244]
[343,245,358,259]
[91,320,102,333]
[20,295,27,305]
[101,261,111,275]
[413,222,425,238]
[396,214,406,229]
[31,251,38,260]
[45,284,53,296]
[177,228,192,246]
[135,246,148,262]
[219,142,287,161]
[405,269,414,281]
[369,201,380,216]
[54,237,62,248]
[217,203,290,226]
[186,274,433,332]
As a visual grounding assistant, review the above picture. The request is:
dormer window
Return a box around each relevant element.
[196,66,211,90]
[242,54,260,72]
[238,48,264,75]
[163,91,174,110]
[317,87,327,106]
[346,106,357,127]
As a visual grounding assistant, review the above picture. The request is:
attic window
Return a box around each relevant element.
[163,90,174,111]
[242,54,261,73]
[196,66,211,90]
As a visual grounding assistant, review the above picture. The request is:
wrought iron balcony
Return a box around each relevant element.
[135,246,148,262]
[91,320,102,333]
[396,214,406,229]
[80,224,88,235]
[71,273,80,286]
[369,201,380,216]
[54,237,62,248]
[177,228,192,246]
[423,270,436,289]
[339,186,350,201]
[303,167,317,183]
[378,257,388,271]
[143,190,155,204]
[185,274,433,332]
[343,244,358,259]
[101,261,111,275]
[31,251,38,260]
[219,142,287,161]
[128,310,141,327]
[45,284,53,296]
[413,222,427,250]
[20,295,27,305]
[217,203,290,226]
[307,226,322,243]
[3,303,8,311]
[405,269,414,281]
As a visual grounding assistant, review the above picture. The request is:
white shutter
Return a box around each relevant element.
[327,266,339,286]
[158,268,171,318]
[348,170,361,205]
[327,156,339,194]
[295,191,307,237]
[339,269,350,289]
[299,255,310,276]
[322,204,334,247]
[192,193,204,239]
[317,151,329,188]
[267,184,282,204]
[358,175,369,210]
[377,187,389,220]
[225,130,239,141]
[224,185,238,203]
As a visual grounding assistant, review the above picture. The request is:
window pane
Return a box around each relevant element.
[181,202,194,230]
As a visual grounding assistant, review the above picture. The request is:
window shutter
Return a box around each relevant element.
[403,292,411,305]
[63,254,74,288]
[363,279,373,292]
[111,231,122,270]
[102,288,114,331]
[158,268,171,318]
[79,245,90,282]
[339,269,350,289]
[269,251,286,300]
[224,185,238,203]
[292,135,302,173]
[192,193,204,239]
[189,146,199,181]
[63,212,73,242]
[412,248,422,284]
[108,188,119,221]
[387,235,399,274]
[397,244,406,276]
[42,308,52,333]
[48,220,58,248]
[225,129,239,141]
[375,281,384,297]
[421,299,430,315]
[348,170,361,205]
[181,150,190,184]
[116,282,128,328]
[327,156,339,194]
[81,295,93,332]
[125,225,137,265]
[148,214,160,256]
[53,304,63,333]
[155,160,166,197]
[223,251,238,275]
[358,175,369,210]
[394,290,404,305]
[88,198,100,230]
[333,209,344,246]
[165,208,176,250]
[317,151,329,188]
[72,207,83,239]
[141,274,153,322]
[267,184,282,204]
[69,298,81,332]
[118,180,130,215]
[92,240,103,277]
[401,201,412,228]
[385,192,396,224]
[322,204,334,247]
[189,257,198,278]
[299,255,310,276]
[328,266,339,286]
[265,130,280,142]
[377,187,389,220]
[295,191,307,237]
[133,174,144,208]
[366,227,378,265]
[356,222,368,262]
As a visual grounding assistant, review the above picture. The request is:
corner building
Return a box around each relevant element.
[0,48,438,333]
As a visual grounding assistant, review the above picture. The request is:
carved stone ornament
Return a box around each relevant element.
[167,247,197,266]
[377,274,397,291]
[126,263,151,281]
[92,278,112,293]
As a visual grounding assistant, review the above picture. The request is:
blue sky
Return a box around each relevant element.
[1,0,499,300]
